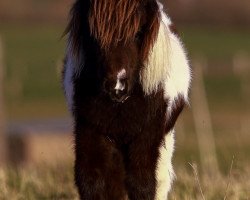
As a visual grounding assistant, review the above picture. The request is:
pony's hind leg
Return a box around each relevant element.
[74,131,127,200]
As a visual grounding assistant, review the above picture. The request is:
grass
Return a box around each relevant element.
[0,163,78,200]
[170,164,250,199]
[0,161,249,200]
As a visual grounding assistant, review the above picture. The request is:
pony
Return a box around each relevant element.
[63,0,191,199]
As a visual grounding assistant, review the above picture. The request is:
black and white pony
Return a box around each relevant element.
[63,0,191,199]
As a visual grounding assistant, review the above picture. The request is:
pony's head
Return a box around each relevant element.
[90,0,160,103]
[102,42,140,103]
[68,0,161,103]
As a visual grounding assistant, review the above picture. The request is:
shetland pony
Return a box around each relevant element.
[63,0,191,199]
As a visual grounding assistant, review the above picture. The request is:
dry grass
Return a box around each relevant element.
[170,163,250,200]
[0,161,250,200]
[0,163,78,200]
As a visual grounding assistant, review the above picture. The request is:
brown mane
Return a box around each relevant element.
[89,0,141,49]
[89,0,160,61]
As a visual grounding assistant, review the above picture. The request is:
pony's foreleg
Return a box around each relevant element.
[125,137,161,200]
[74,130,127,200]
[155,131,175,200]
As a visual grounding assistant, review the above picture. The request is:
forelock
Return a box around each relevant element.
[89,0,142,49]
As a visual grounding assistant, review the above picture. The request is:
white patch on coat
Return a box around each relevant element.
[114,80,125,91]
[140,2,191,115]
[155,131,175,200]
[117,68,126,80]
[162,19,191,114]
[140,20,170,95]
[114,69,126,91]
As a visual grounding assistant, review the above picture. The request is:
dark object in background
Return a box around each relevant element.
[7,134,27,166]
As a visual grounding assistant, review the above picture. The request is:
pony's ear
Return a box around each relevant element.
[140,1,160,62]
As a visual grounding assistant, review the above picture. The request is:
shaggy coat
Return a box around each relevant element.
[63,0,191,199]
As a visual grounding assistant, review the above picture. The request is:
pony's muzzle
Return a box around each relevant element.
[104,79,130,103]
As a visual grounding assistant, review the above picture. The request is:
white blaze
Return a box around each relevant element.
[114,69,126,91]
[117,68,126,80]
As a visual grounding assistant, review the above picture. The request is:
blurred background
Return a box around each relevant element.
[0,0,249,199]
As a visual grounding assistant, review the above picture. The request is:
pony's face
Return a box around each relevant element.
[102,42,140,103]
[89,0,160,103]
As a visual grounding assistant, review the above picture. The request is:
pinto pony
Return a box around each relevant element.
[63,0,191,199]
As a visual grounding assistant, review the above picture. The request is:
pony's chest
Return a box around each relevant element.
[82,96,147,129]
[76,90,167,136]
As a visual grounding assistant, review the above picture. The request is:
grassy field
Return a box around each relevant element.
[0,163,78,200]
[0,25,250,199]
[0,162,249,199]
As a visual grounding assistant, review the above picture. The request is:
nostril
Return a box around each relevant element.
[115,89,124,98]
[114,79,126,91]
[110,89,128,102]
[113,89,122,97]
[104,76,129,102]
